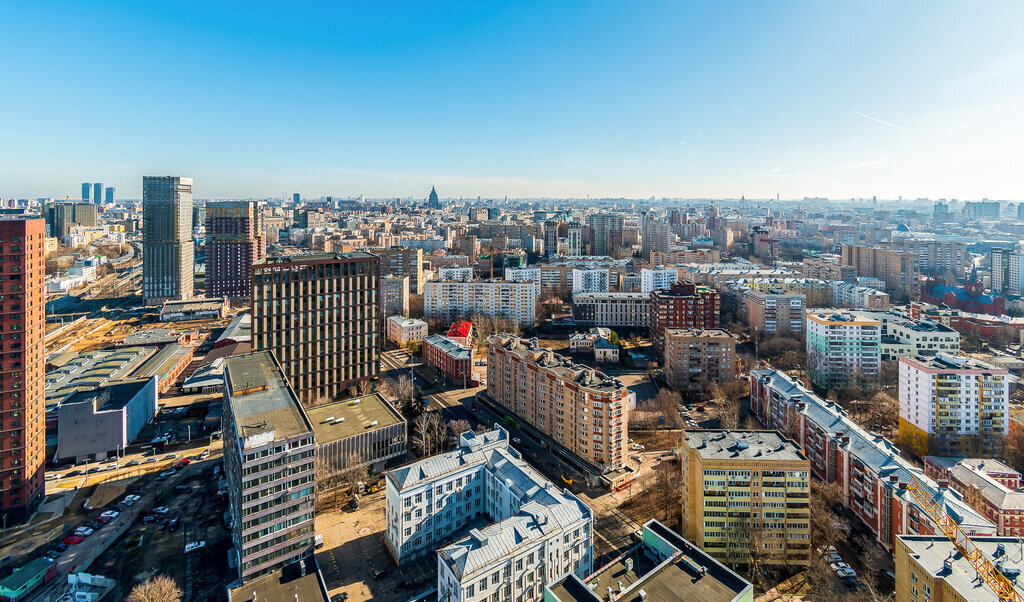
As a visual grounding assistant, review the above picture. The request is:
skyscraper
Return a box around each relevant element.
[585,213,624,256]
[641,216,672,261]
[292,193,300,204]
[206,201,265,299]
[93,182,103,206]
[142,176,194,305]
[43,203,98,238]
[428,186,440,210]
[566,221,582,256]
[81,183,91,202]
[104,187,115,204]
[0,218,46,523]
[251,252,380,402]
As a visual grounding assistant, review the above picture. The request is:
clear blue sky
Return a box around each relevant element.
[2,1,1022,200]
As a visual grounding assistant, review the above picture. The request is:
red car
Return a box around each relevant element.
[96,515,112,524]
[63,535,83,545]
[177,459,191,467]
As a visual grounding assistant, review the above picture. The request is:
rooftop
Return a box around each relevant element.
[226,557,327,602]
[118,328,188,347]
[573,292,648,300]
[899,535,1024,602]
[685,430,807,462]
[424,334,472,359]
[387,315,427,328]
[45,347,156,405]
[130,344,193,380]
[160,297,226,312]
[665,328,737,341]
[256,251,378,265]
[217,312,251,344]
[224,351,313,445]
[304,393,405,444]
[61,379,152,412]
[489,335,629,394]
[903,353,1005,373]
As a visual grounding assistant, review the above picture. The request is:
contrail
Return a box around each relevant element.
[829,101,910,133]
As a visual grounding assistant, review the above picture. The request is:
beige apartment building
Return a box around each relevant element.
[841,245,921,297]
[681,430,811,570]
[486,335,633,471]
[663,329,739,392]
[370,247,425,294]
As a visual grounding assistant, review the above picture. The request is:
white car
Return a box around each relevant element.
[152,506,170,515]
[75,527,94,537]
[630,444,646,451]
[184,541,206,553]
[100,510,120,520]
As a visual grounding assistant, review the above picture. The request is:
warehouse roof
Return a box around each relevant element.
[305,393,404,444]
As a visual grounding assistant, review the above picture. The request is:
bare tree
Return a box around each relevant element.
[448,418,473,443]
[414,411,447,457]
[301,392,330,409]
[126,575,183,602]
[653,389,682,428]
[346,384,359,399]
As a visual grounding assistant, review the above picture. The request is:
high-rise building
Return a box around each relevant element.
[428,186,441,210]
[663,329,739,391]
[81,182,91,202]
[840,245,920,298]
[104,187,115,204]
[639,266,678,293]
[585,213,624,257]
[566,221,582,256]
[649,282,721,356]
[380,275,410,317]
[487,335,632,471]
[991,247,1024,294]
[43,202,98,238]
[805,311,881,389]
[680,430,811,569]
[898,354,1009,457]
[372,248,425,294]
[292,193,300,204]
[544,220,561,257]
[93,182,103,206]
[424,280,535,326]
[571,267,610,293]
[142,176,194,304]
[882,239,969,277]
[206,201,265,299]
[222,351,316,583]
[0,218,46,523]
[745,291,806,337]
[251,252,380,402]
[572,292,650,328]
[641,216,672,261]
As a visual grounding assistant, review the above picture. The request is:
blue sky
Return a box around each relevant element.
[2,2,1022,200]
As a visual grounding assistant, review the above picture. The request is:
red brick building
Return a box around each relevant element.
[923,456,1024,536]
[422,335,472,384]
[446,321,473,347]
[0,218,46,523]
[206,201,264,299]
[649,281,720,355]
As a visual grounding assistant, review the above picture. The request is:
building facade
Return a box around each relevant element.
[745,291,806,337]
[206,200,265,299]
[424,280,536,326]
[142,176,194,304]
[805,311,881,389]
[923,457,1024,537]
[898,354,1009,457]
[585,214,624,256]
[373,247,425,294]
[55,378,158,463]
[680,430,811,569]
[663,329,739,392]
[570,268,610,294]
[572,292,649,328]
[840,245,920,298]
[386,316,427,347]
[305,393,407,475]
[0,218,46,523]
[829,281,891,309]
[487,336,632,471]
[422,335,472,384]
[251,252,380,402]
[639,266,678,294]
[222,352,316,583]
[380,275,410,317]
[649,282,721,355]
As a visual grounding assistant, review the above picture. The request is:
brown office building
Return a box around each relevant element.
[0,219,46,523]
[252,252,380,403]
[371,248,424,294]
[649,281,720,356]
[207,201,265,299]
[663,329,739,392]
[840,245,920,297]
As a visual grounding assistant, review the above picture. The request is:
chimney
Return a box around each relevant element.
[938,480,949,491]
[889,475,899,482]
[899,482,908,490]
[842,436,851,444]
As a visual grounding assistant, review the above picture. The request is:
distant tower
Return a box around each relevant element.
[428,186,441,210]
[105,187,115,204]
[93,182,103,206]
[81,183,91,202]
[292,193,300,204]
[143,176,194,304]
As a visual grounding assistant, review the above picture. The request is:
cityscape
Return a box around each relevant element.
[2,3,1023,602]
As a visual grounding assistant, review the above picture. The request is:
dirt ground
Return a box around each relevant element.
[630,429,682,451]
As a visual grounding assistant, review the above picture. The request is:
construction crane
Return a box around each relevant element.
[907,474,1022,601]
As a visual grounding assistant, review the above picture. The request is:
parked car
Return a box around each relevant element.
[153,506,170,515]
[45,550,61,559]
[374,569,389,581]
[184,541,206,553]
[176,459,191,467]
[103,456,118,464]
[168,517,180,532]
[54,543,68,552]
[84,521,102,530]
[834,567,857,579]
[160,469,176,478]
[126,460,140,467]
[175,485,191,493]
[87,467,101,474]
[199,450,210,460]
[141,515,156,524]
[45,473,59,481]
[102,464,118,472]
[65,470,83,478]
[143,458,157,464]
[163,453,177,460]
[630,444,646,451]
[63,535,83,545]
[74,527,94,537]
[822,552,843,564]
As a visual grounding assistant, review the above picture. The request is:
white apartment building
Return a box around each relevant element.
[639,266,678,294]
[571,268,610,294]
[386,315,428,346]
[381,275,411,317]
[504,267,542,300]
[992,249,1024,294]
[806,311,881,389]
[881,319,960,361]
[384,427,593,602]
[440,266,476,282]
[899,354,1010,457]
[424,280,536,326]
[829,280,891,309]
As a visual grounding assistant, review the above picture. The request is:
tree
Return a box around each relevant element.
[448,418,473,443]
[358,379,373,396]
[652,389,682,429]
[126,575,183,602]
[414,411,447,457]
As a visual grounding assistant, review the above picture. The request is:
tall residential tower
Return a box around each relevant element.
[142,176,194,304]
[206,201,264,299]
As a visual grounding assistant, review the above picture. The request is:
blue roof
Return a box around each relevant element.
[929,285,996,305]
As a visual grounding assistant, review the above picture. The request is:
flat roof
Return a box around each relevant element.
[224,351,312,445]
[304,393,405,444]
[257,251,378,265]
[118,328,184,346]
[161,298,225,311]
[130,344,192,379]
[62,379,151,412]
[684,430,807,463]
[899,535,1024,601]
[227,557,327,602]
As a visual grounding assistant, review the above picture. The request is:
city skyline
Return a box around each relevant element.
[2,2,1023,200]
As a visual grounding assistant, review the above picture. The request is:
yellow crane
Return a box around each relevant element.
[906,474,1021,601]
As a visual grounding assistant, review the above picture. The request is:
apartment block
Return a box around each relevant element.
[649,249,722,265]
[43,202,98,238]
[142,176,194,304]
[0,219,46,523]
[880,318,960,361]
[503,267,542,299]
[663,329,739,392]
[840,245,920,297]
[206,200,265,299]
[251,252,380,403]
[222,351,316,583]
[571,268,610,294]
[422,334,472,384]
[381,275,410,317]
[572,292,649,328]
[487,336,632,471]
[680,430,811,569]
[829,281,890,309]
[894,535,1022,602]
[745,291,805,337]
[424,280,536,326]
[585,213,624,256]
[439,266,476,282]
[372,247,425,294]
[750,369,996,551]
[639,266,678,293]
[534,257,635,293]
[641,217,672,261]
[898,354,1009,457]
[883,239,969,277]
[805,311,881,389]
[386,315,427,347]
[649,282,721,355]
[385,426,593,602]
[923,456,1024,537]
[801,256,857,282]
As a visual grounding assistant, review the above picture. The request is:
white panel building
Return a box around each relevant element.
[439,266,476,282]
[571,268,610,294]
[424,280,536,326]
[639,266,679,294]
